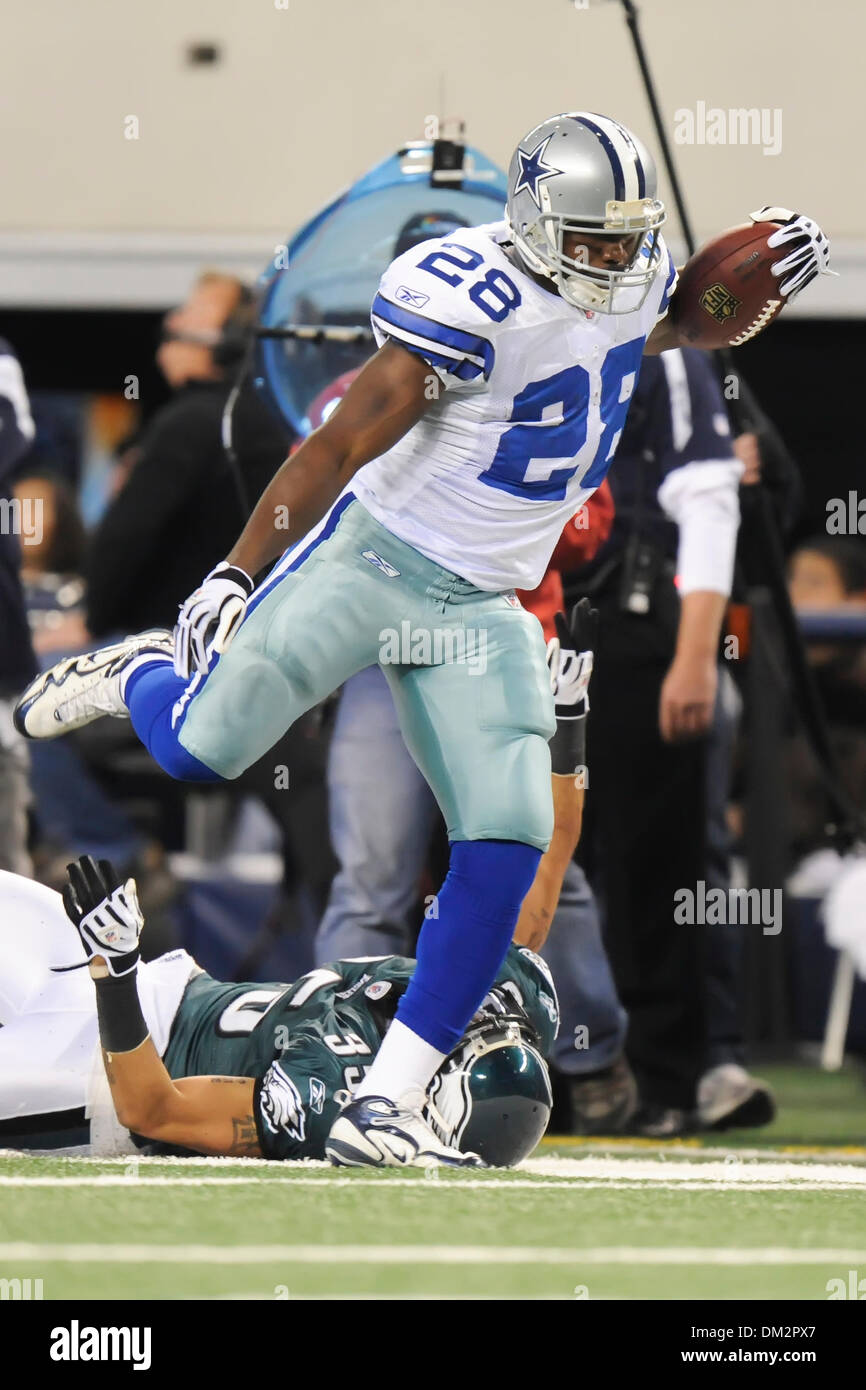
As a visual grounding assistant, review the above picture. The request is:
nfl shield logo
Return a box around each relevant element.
[700,282,741,324]
[365,981,392,1001]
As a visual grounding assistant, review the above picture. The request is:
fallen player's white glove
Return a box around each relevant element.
[173,560,254,679]
[545,600,596,717]
[749,207,836,300]
[61,855,144,977]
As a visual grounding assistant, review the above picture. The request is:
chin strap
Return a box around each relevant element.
[559,274,609,312]
[503,217,552,280]
[506,225,604,312]
[423,1090,450,1143]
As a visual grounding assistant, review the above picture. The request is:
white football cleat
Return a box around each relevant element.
[697,1063,775,1131]
[13,631,175,740]
[325,1092,484,1168]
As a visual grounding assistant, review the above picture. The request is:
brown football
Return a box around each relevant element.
[669,222,785,350]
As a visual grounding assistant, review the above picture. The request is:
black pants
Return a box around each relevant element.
[703,671,746,1069]
[579,576,708,1110]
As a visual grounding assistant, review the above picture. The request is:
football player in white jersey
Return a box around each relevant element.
[15,112,831,1168]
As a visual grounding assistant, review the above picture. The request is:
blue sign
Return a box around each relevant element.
[254,141,507,435]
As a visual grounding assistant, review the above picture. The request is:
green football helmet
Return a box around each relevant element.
[425,1011,553,1168]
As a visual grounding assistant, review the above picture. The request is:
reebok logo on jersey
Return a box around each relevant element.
[308,1077,326,1114]
[361,550,401,578]
[395,285,430,309]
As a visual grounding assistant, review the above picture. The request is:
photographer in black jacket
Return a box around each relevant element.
[86,272,289,636]
[84,271,334,918]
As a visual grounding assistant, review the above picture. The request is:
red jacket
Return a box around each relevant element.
[516,480,614,640]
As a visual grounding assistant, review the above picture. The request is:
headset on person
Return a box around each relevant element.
[159,282,257,371]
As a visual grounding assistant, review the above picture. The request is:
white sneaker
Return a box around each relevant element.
[13,631,175,740]
[697,1063,776,1130]
[326,1092,484,1168]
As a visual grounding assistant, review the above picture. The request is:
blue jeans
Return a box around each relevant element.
[316,667,438,961]
[543,858,627,1075]
[314,666,627,1071]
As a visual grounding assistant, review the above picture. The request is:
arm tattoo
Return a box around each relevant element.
[228,1115,260,1157]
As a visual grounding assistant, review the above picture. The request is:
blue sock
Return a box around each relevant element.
[396,839,541,1054]
[124,662,223,783]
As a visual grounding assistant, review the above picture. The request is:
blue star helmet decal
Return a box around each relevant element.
[513,135,563,211]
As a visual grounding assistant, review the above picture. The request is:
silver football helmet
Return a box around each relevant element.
[505,112,667,314]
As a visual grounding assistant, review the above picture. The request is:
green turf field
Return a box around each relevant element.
[1,1063,864,1301]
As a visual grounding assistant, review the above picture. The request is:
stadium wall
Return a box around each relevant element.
[0,0,861,311]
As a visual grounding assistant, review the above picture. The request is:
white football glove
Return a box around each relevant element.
[61,856,144,977]
[750,207,836,301]
[173,560,253,680]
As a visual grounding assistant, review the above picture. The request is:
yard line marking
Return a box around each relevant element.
[0,1175,864,1192]
[0,1243,864,1266]
[206,1292,500,1301]
[205,1292,606,1301]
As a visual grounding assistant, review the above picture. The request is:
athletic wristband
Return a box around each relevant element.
[216,562,254,595]
[549,710,587,778]
[93,969,149,1054]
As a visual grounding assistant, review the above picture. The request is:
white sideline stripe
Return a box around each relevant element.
[3,1152,866,1190]
[525,1156,866,1185]
[0,1242,864,1267]
[7,1146,866,1169]
[0,1175,864,1192]
[0,1149,317,1168]
[544,1141,866,1161]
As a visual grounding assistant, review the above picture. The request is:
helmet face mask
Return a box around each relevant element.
[425,1016,553,1167]
[506,113,667,314]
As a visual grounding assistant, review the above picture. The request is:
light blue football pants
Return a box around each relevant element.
[175,493,556,851]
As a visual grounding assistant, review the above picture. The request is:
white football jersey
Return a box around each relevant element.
[350,220,677,591]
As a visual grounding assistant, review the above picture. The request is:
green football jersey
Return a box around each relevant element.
[160,944,559,1161]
